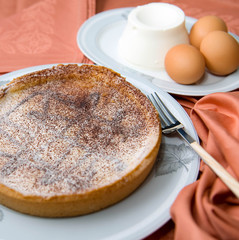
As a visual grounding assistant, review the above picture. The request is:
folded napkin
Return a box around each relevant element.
[171,92,239,240]
[0,0,95,73]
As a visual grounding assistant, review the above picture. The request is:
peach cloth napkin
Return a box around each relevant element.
[171,92,239,240]
[0,0,95,73]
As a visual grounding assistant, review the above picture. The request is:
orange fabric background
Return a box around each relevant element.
[0,0,95,73]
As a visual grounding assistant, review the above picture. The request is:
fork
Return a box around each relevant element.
[148,92,239,198]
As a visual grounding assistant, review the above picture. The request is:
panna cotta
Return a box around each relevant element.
[118,3,189,70]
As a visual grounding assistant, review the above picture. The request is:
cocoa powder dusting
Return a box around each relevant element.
[0,65,159,197]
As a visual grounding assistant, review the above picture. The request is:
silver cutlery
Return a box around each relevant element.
[148,92,239,198]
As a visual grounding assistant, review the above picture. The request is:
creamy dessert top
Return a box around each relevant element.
[0,64,160,197]
[118,3,189,70]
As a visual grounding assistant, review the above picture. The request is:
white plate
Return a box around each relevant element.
[0,64,200,240]
[77,7,239,96]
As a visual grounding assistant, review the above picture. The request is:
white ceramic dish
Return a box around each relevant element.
[0,64,200,240]
[77,7,239,96]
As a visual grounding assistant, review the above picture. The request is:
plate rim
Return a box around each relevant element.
[0,63,200,240]
[77,7,239,96]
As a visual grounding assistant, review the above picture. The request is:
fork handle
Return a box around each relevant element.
[191,142,239,198]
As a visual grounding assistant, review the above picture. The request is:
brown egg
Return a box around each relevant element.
[189,15,227,48]
[200,31,239,75]
[165,44,205,84]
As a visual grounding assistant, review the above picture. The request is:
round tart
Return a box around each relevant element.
[0,64,161,217]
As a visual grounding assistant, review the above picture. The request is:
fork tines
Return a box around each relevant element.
[147,92,183,134]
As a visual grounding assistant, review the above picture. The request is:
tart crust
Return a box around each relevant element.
[0,64,161,217]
